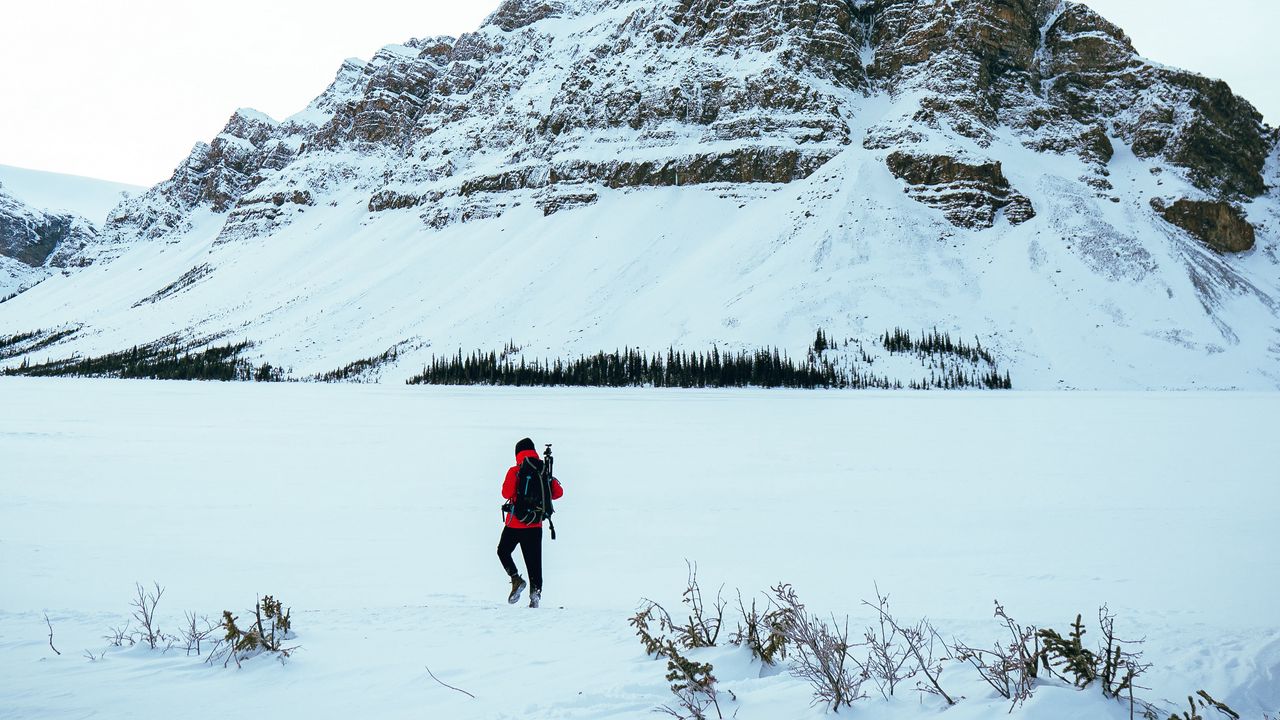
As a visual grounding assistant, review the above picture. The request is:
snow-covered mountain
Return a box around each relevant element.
[0,165,142,225]
[1,0,1278,389]
[0,166,142,299]
[0,188,96,301]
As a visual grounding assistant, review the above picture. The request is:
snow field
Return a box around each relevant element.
[0,379,1277,718]
[0,164,141,225]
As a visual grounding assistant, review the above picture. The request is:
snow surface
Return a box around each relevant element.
[0,164,142,226]
[1,379,1277,718]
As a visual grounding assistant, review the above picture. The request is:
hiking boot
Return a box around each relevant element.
[529,589,541,608]
[508,574,527,604]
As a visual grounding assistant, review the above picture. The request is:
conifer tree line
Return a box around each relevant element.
[407,346,887,389]
[309,345,400,382]
[876,327,1011,389]
[0,326,1012,389]
[407,335,1013,390]
[881,327,996,366]
[0,330,41,351]
[0,327,79,361]
[2,340,283,382]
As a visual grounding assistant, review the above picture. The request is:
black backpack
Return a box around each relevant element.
[511,445,556,538]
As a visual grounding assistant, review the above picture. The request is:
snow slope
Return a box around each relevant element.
[1,380,1277,718]
[2,136,1277,389]
[0,164,141,225]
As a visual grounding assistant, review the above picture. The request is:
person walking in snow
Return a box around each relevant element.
[498,437,564,608]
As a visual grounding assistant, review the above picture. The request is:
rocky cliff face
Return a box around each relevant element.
[860,0,1271,231]
[86,0,1274,256]
[0,185,99,299]
[90,58,370,260]
[0,186,96,269]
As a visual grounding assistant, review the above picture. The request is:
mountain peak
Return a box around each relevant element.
[484,0,570,31]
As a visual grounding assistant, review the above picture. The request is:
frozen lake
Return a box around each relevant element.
[1,379,1277,718]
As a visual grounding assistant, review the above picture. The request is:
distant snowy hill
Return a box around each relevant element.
[1,0,1278,389]
[0,165,141,225]
[0,166,142,299]
[0,189,95,301]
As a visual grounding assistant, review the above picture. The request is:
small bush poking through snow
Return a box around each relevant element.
[659,646,722,720]
[630,564,729,719]
[860,584,956,705]
[1167,690,1241,720]
[632,571,1249,719]
[1096,605,1152,702]
[208,595,297,668]
[1035,606,1152,713]
[768,583,866,712]
[950,600,1041,709]
[629,607,726,719]
[130,582,173,651]
[729,591,790,665]
[91,586,301,670]
[632,562,726,650]
[1038,613,1099,688]
[98,582,175,651]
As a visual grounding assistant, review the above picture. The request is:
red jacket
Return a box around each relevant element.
[503,449,564,529]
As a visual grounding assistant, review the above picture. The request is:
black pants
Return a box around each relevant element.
[497,526,543,591]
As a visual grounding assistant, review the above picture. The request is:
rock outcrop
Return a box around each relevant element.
[486,0,566,32]
[1153,198,1256,254]
[885,152,1035,228]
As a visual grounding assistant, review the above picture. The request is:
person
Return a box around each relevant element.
[497,437,564,608]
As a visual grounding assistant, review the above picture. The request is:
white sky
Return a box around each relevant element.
[0,0,1275,187]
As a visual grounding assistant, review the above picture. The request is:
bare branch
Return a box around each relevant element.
[44,613,61,656]
[181,611,217,657]
[103,621,133,647]
[675,561,725,649]
[425,665,477,699]
[862,586,955,705]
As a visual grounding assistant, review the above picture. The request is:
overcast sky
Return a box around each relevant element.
[0,0,1275,187]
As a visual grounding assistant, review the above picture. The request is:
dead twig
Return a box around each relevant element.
[44,613,61,655]
[425,665,476,699]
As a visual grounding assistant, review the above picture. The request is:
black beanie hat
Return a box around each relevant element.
[515,437,536,456]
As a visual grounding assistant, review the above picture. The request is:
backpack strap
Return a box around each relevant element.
[547,517,556,541]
